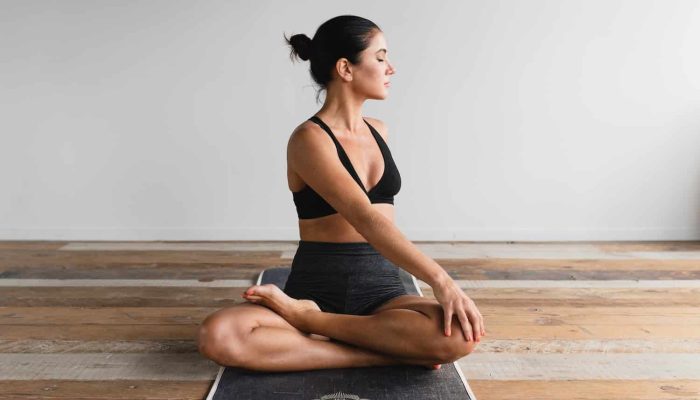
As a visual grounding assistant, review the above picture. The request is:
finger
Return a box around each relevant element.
[470,310,482,341]
[464,298,482,337]
[463,300,481,340]
[469,311,480,341]
[443,307,453,336]
[457,311,473,341]
[469,302,484,337]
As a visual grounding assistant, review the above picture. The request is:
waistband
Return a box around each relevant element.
[296,240,380,255]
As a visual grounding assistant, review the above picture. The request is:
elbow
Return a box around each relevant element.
[347,204,383,237]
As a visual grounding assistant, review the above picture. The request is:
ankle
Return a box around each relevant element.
[291,308,318,333]
[366,351,403,367]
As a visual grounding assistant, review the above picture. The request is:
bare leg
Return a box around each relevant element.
[230,325,442,372]
[242,284,455,363]
[295,308,448,361]
[198,302,441,372]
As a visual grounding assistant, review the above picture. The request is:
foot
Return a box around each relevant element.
[397,358,442,370]
[242,284,321,331]
[419,363,441,370]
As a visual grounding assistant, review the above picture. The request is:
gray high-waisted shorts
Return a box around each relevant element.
[283,240,409,315]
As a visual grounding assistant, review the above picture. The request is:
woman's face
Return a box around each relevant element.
[355,31,396,99]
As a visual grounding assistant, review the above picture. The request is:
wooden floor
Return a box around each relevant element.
[1,240,699,399]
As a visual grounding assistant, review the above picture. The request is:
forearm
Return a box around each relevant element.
[353,209,451,288]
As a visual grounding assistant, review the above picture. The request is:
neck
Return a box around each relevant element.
[316,84,367,135]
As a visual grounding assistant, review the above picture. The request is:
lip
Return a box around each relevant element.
[384,82,391,86]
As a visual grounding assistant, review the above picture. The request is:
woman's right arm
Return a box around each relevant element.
[288,126,485,341]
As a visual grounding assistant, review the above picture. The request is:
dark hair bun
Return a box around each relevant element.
[287,33,314,61]
[284,16,381,104]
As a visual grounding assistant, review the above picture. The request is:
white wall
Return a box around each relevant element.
[1,0,699,241]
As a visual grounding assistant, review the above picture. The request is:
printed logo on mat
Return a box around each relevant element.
[312,392,369,400]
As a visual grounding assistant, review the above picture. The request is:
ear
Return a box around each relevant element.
[335,58,353,82]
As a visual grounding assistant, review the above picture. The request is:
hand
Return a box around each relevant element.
[431,276,486,342]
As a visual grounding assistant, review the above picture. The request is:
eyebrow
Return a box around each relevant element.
[376,48,387,54]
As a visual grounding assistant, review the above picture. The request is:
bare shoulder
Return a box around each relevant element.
[364,116,389,141]
[287,119,331,150]
[286,119,373,225]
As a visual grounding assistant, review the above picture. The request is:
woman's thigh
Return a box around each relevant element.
[370,294,438,316]
[198,302,329,348]
[201,302,301,337]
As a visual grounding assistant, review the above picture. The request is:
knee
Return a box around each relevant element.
[437,321,478,363]
[197,315,247,366]
[418,304,479,363]
[439,336,477,363]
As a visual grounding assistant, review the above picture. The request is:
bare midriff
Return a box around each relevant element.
[297,203,394,243]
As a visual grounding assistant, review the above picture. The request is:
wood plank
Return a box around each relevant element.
[2,286,699,307]
[464,338,700,354]
[0,380,209,400]
[468,379,700,400]
[5,278,700,288]
[437,258,700,271]
[281,243,700,260]
[0,339,197,353]
[3,338,699,354]
[60,241,299,251]
[1,353,698,380]
[0,325,198,340]
[0,306,221,325]
[435,260,700,280]
[63,241,700,259]
[60,241,700,263]
[2,305,700,326]
[434,280,700,288]
[597,242,700,252]
[51,240,700,254]
[1,379,697,400]
[0,263,266,279]
[0,279,255,288]
[0,353,218,380]
[0,249,284,267]
[0,242,67,250]
[424,286,700,307]
[473,325,700,339]
[0,286,253,307]
[3,277,700,291]
[455,353,700,380]
[2,263,699,280]
[0,321,697,341]
[0,379,700,400]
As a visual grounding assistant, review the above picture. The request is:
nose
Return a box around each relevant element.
[387,61,396,75]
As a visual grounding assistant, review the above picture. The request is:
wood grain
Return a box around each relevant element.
[1,240,698,399]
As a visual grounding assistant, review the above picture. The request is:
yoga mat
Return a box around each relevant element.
[205,266,477,399]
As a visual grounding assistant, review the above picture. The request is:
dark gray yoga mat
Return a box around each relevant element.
[205,267,477,400]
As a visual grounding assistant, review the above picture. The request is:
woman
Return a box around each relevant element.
[197,15,485,372]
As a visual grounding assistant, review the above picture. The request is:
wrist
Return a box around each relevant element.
[428,268,452,289]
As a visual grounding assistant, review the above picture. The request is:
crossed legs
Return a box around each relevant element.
[197,286,477,372]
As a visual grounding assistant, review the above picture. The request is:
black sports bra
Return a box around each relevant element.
[292,115,401,220]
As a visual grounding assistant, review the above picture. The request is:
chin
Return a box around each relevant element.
[370,91,388,100]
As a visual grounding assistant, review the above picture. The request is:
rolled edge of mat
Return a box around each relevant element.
[411,273,424,297]
[205,366,225,400]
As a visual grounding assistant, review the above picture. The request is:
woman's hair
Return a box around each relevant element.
[284,15,381,103]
